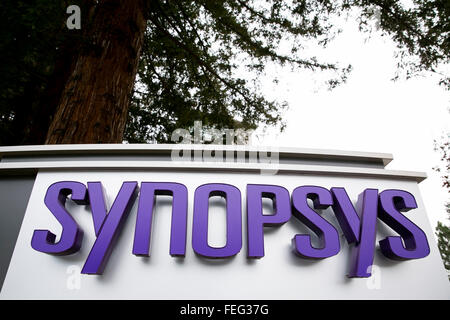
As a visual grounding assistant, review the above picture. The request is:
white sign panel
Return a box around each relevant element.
[1,169,449,299]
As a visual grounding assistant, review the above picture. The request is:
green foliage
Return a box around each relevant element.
[0,0,85,145]
[125,0,450,143]
[125,0,353,143]
[434,133,450,193]
[436,222,450,279]
[351,0,449,88]
[0,1,448,145]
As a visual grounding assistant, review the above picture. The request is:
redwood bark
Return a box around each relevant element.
[45,0,147,144]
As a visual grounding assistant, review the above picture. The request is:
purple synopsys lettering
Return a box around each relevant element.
[81,181,138,274]
[247,184,291,258]
[133,182,188,257]
[31,181,88,255]
[30,181,430,277]
[192,183,242,258]
[291,186,340,259]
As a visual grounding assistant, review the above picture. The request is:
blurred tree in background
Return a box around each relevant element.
[434,132,450,279]
[436,222,450,279]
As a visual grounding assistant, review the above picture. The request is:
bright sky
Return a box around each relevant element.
[252,15,449,231]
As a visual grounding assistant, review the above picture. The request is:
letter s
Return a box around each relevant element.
[378,189,430,260]
[31,181,88,255]
[291,186,340,259]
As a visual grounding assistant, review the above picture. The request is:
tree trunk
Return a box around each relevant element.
[45,0,147,144]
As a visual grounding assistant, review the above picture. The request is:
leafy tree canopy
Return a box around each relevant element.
[0,0,448,145]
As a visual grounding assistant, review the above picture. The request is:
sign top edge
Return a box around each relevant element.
[0,144,393,165]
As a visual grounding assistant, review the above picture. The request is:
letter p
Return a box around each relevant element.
[247,184,291,258]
